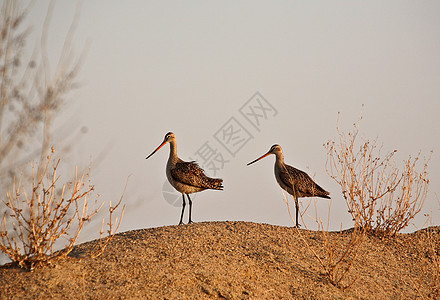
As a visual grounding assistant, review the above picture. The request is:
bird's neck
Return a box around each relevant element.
[168,141,179,164]
[274,152,285,166]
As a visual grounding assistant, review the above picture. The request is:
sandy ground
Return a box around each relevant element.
[1,221,439,299]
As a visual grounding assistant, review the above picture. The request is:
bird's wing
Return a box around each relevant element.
[279,164,329,198]
[170,161,223,190]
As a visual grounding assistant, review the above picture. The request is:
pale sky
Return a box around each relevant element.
[24,1,440,241]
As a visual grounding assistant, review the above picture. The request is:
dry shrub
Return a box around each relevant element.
[0,0,85,189]
[0,0,93,266]
[325,112,431,236]
[0,149,125,270]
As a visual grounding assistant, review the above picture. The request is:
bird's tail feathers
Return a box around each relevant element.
[209,178,223,190]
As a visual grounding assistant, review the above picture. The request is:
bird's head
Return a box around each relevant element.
[146,132,176,160]
[247,144,283,166]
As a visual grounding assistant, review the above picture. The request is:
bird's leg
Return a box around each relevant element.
[187,194,194,224]
[294,196,300,228]
[178,194,186,225]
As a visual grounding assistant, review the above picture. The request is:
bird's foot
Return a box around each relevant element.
[188,220,194,224]
[178,221,184,226]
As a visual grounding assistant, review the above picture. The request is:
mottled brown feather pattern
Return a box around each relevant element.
[279,164,330,199]
[171,161,223,190]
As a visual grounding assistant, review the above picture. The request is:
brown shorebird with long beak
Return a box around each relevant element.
[146,132,223,225]
[247,144,330,227]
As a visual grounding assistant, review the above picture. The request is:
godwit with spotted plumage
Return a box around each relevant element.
[146,132,223,225]
[247,144,330,227]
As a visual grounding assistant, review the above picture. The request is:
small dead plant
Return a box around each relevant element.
[325,111,431,236]
[303,222,365,290]
[0,148,125,270]
[283,191,365,290]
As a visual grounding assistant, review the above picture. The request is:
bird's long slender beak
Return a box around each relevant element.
[246,152,271,166]
[146,140,167,160]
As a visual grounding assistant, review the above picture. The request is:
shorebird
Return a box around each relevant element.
[146,132,223,225]
[247,144,330,227]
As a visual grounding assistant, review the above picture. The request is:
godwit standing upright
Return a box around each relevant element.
[247,144,330,227]
[146,132,223,225]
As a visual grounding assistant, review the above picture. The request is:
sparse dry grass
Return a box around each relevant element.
[298,221,365,291]
[283,190,365,290]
